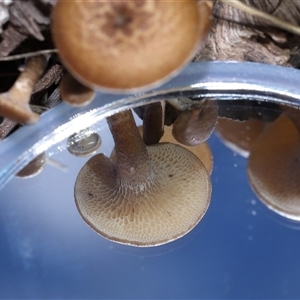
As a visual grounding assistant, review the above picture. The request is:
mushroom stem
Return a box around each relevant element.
[0,55,47,124]
[142,101,165,145]
[107,110,152,183]
[60,72,96,107]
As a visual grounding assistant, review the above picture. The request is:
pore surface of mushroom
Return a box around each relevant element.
[75,110,211,247]
[247,113,300,220]
[52,0,211,92]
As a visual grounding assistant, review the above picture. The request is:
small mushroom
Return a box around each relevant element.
[160,126,213,175]
[16,152,46,178]
[247,113,300,220]
[216,117,266,158]
[59,72,96,107]
[52,1,211,92]
[111,124,213,175]
[75,109,211,247]
[172,100,218,146]
[0,55,47,124]
[67,129,101,157]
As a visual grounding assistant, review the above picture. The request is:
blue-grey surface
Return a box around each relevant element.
[2,61,300,189]
[1,129,300,299]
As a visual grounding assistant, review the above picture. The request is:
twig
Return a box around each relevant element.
[0,49,58,61]
[220,0,300,36]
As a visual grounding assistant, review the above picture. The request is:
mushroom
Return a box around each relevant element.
[0,55,47,124]
[16,152,46,178]
[59,72,96,106]
[216,117,265,158]
[111,124,213,175]
[172,100,218,146]
[75,109,211,247]
[247,112,300,220]
[160,126,213,176]
[67,129,101,157]
[52,1,211,92]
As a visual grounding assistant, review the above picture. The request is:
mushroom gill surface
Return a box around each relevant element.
[75,110,211,247]
[160,126,213,175]
[247,114,300,220]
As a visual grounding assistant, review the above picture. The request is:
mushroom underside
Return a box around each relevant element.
[75,143,211,247]
[247,114,300,220]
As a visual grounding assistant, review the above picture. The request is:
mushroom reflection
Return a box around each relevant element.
[75,110,211,247]
[248,111,300,220]
[216,118,265,158]
[16,152,46,179]
[67,129,101,157]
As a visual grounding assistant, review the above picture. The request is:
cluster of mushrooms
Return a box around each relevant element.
[216,101,300,221]
[3,1,300,245]
[7,1,215,247]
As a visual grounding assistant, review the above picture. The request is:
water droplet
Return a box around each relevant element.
[67,129,101,157]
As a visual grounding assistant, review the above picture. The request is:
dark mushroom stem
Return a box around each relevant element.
[107,110,152,184]
[142,101,165,145]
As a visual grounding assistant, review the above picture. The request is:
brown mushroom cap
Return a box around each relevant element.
[160,126,213,175]
[16,152,46,178]
[52,1,211,92]
[247,114,300,220]
[172,100,218,146]
[75,110,211,246]
[216,117,266,157]
[60,72,96,107]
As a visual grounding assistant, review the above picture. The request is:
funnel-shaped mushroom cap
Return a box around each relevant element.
[160,126,213,175]
[75,110,211,246]
[247,114,300,220]
[216,117,265,158]
[52,1,211,92]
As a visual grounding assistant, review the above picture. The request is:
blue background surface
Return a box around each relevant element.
[1,130,300,299]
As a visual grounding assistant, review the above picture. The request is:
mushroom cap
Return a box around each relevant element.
[75,143,211,247]
[216,117,265,158]
[59,72,96,107]
[160,125,213,175]
[67,129,101,157]
[247,114,300,220]
[52,1,211,92]
[16,152,46,178]
[172,100,218,146]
